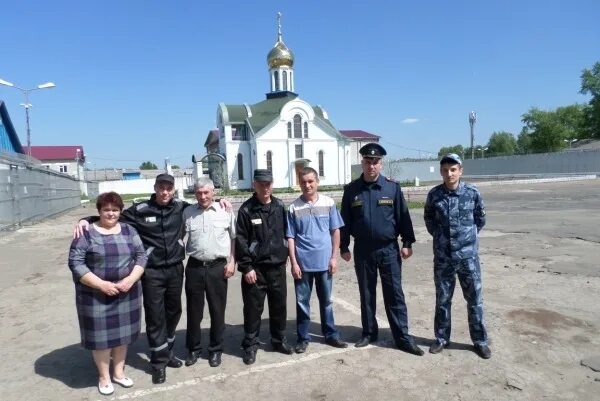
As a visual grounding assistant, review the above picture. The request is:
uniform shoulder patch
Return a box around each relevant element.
[385,177,399,185]
[135,202,149,211]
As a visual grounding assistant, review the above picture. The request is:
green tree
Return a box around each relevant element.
[580,61,600,138]
[521,105,587,152]
[438,145,465,159]
[172,164,181,169]
[486,131,517,156]
[139,161,158,170]
[517,127,532,154]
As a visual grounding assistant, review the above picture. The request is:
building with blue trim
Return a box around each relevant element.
[0,101,24,154]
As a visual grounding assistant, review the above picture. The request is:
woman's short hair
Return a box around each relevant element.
[96,191,124,211]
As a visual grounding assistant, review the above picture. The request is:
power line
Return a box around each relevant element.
[380,139,436,155]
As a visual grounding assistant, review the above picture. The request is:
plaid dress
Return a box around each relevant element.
[68,223,147,350]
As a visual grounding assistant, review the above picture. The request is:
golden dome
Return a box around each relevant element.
[267,41,294,69]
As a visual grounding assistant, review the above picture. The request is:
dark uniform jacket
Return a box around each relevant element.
[89,195,189,268]
[424,181,486,262]
[235,194,288,274]
[340,174,416,254]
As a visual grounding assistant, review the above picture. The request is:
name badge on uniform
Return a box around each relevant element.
[351,200,363,207]
[251,218,262,225]
[378,198,393,206]
[145,216,157,223]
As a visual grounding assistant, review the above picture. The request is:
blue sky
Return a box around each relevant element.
[1,0,598,168]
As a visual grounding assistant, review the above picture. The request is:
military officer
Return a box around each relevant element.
[340,143,423,356]
[424,153,491,359]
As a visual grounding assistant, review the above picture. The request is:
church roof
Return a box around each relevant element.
[222,93,337,136]
[247,93,297,133]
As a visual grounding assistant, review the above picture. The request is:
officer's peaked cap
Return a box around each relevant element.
[359,143,387,158]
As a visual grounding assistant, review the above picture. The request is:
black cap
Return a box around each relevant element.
[359,143,387,158]
[440,153,463,165]
[253,169,273,182]
[155,173,175,185]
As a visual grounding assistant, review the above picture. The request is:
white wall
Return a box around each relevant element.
[41,160,83,179]
[97,177,190,195]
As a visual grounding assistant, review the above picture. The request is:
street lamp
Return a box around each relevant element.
[469,111,477,160]
[75,148,82,181]
[481,146,489,158]
[0,78,56,156]
[564,138,578,149]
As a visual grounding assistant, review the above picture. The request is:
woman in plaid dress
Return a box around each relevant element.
[68,192,147,395]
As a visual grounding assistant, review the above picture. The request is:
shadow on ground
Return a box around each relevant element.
[35,319,460,389]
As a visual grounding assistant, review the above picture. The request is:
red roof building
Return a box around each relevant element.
[23,145,85,178]
[339,130,380,164]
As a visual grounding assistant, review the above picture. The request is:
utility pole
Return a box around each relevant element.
[469,111,476,160]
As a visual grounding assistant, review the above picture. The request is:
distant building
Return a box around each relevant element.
[23,145,85,179]
[0,101,24,154]
[339,130,381,165]
[204,14,352,189]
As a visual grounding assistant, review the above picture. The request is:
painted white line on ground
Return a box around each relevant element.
[95,295,389,401]
[331,296,390,329]
[100,344,382,401]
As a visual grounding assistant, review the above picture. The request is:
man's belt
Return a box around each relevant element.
[188,257,227,267]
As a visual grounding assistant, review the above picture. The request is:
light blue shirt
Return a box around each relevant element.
[286,194,344,272]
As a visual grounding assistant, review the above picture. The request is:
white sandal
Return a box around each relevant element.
[112,376,134,388]
[98,381,115,395]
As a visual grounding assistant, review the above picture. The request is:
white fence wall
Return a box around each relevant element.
[0,151,81,230]
[96,176,192,196]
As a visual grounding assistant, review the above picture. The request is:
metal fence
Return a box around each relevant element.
[352,148,600,183]
[0,151,81,231]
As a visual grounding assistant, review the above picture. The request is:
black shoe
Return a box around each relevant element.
[429,341,447,354]
[294,341,309,354]
[397,341,424,356]
[151,367,166,384]
[167,357,183,368]
[243,347,257,365]
[272,341,293,355]
[185,351,201,367]
[354,336,376,348]
[208,351,222,367]
[474,344,492,359]
[326,338,348,348]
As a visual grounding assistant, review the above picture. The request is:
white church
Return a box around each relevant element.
[204,14,352,190]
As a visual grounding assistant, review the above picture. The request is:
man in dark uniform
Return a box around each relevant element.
[235,169,293,365]
[340,143,424,356]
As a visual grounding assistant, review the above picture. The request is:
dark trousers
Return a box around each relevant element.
[433,256,488,345]
[354,242,413,345]
[185,257,228,353]
[141,263,184,370]
[241,265,287,349]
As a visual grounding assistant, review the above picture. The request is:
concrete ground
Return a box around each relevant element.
[0,179,599,401]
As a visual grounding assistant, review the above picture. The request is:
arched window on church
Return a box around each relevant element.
[266,151,273,173]
[318,150,325,177]
[303,122,308,138]
[274,71,280,91]
[237,153,244,180]
[293,114,302,138]
[282,70,288,91]
[287,122,292,138]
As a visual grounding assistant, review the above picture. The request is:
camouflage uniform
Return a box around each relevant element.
[424,181,488,346]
